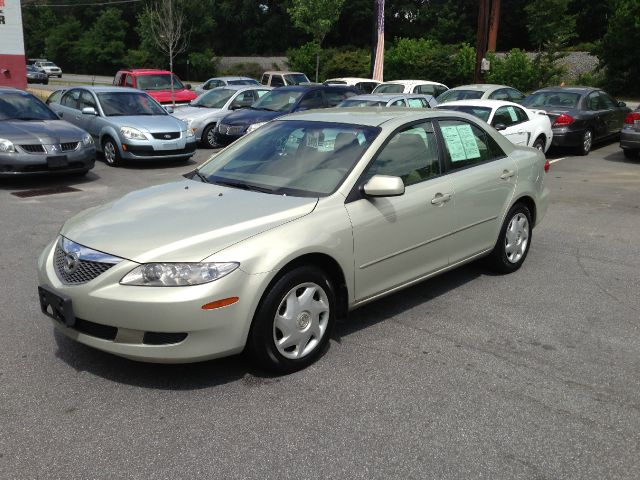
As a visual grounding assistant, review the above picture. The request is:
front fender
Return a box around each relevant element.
[98,125,123,153]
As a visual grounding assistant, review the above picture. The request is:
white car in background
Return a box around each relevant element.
[372,79,448,97]
[34,61,62,78]
[438,99,553,152]
[323,77,382,93]
[194,76,259,96]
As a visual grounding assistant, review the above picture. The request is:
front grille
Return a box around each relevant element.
[54,243,117,285]
[143,332,188,345]
[20,144,46,154]
[151,132,181,140]
[218,124,244,136]
[60,142,79,152]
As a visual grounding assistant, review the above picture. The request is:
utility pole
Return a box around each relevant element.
[475,0,501,82]
[488,0,501,52]
[370,0,385,81]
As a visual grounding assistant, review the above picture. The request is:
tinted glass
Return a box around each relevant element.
[252,90,304,112]
[299,90,324,109]
[324,89,353,107]
[0,91,58,120]
[436,105,492,122]
[599,92,617,109]
[522,92,580,108]
[228,79,259,85]
[192,88,236,108]
[489,88,510,101]
[97,92,166,116]
[436,89,484,103]
[270,75,285,87]
[284,74,310,85]
[136,74,185,91]
[413,84,437,95]
[365,122,440,186]
[79,91,97,110]
[125,75,134,88]
[439,120,497,170]
[507,88,525,102]
[373,84,405,94]
[338,99,386,107]
[197,120,380,196]
[61,90,80,109]
[492,106,520,126]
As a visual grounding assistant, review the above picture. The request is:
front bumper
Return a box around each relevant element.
[121,141,197,160]
[213,130,245,147]
[620,128,640,150]
[0,145,95,176]
[550,127,584,148]
[37,239,266,363]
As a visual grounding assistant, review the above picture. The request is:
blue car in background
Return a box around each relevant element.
[213,85,359,147]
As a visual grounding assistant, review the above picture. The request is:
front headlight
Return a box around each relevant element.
[246,122,266,133]
[120,262,239,286]
[182,119,196,137]
[0,138,16,153]
[120,126,147,140]
[82,133,94,146]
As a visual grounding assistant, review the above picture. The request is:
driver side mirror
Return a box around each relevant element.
[81,107,98,116]
[493,123,507,131]
[185,83,192,90]
[363,175,405,197]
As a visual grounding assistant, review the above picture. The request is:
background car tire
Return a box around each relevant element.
[577,128,593,156]
[485,203,532,274]
[102,137,122,167]
[532,136,545,151]
[623,148,638,159]
[247,265,336,373]
[202,124,218,149]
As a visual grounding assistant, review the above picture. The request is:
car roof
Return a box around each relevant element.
[206,76,256,81]
[119,69,173,75]
[439,99,524,109]
[346,93,433,101]
[69,86,144,94]
[447,84,510,92]
[532,86,597,94]
[263,71,306,75]
[207,85,272,92]
[270,85,358,92]
[324,77,381,83]
[381,79,447,87]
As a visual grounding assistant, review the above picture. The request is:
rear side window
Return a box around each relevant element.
[439,119,504,171]
[113,73,122,86]
[507,88,525,102]
[298,90,324,109]
[79,90,97,110]
[489,88,511,101]
[413,84,436,95]
[324,89,354,107]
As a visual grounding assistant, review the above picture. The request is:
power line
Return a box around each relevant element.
[23,0,144,7]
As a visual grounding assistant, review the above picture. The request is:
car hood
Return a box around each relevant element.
[104,115,187,133]
[172,106,225,121]
[61,180,318,263]
[221,108,284,127]
[0,119,85,143]
[147,89,198,104]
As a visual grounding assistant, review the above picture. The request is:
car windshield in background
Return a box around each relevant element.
[338,99,386,107]
[252,90,304,112]
[284,74,310,85]
[228,79,259,85]
[438,105,492,122]
[437,90,484,103]
[41,62,56,67]
[522,92,581,108]
[97,92,167,116]
[192,88,236,108]
[197,120,380,197]
[136,74,185,91]
[373,84,405,94]
[0,92,58,121]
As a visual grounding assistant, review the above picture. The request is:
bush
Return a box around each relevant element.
[187,50,218,81]
[323,49,371,79]
[385,38,455,84]
[287,42,328,80]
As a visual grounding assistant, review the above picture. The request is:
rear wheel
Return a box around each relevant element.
[201,124,218,149]
[486,203,532,274]
[577,128,593,156]
[102,137,121,167]
[247,266,336,373]
[532,136,545,151]
[623,148,638,159]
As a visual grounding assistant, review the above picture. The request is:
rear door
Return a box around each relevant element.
[585,91,610,140]
[437,118,517,262]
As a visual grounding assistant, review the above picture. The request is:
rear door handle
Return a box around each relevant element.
[431,192,452,205]
[500,170,515,180]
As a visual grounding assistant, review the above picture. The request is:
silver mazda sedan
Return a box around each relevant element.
[49,86,196,167]
[37,109,550,372]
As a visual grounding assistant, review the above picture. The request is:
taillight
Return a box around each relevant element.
[624,112,640,124]
[544,159,550,173]
[552,113,574,127]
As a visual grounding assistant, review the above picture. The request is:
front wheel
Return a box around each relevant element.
[485,203,532,273]
[201,124,218,149]
[247,266,336,373]
[102,137,122,167]
[623,148,638,159]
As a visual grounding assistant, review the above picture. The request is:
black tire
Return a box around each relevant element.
[43,79,48,85]
[58,74,62,78]
[102,137,122,167]
[246,265,336,373]
[623,148,638,159]
[577,128,593,156]
[201,124,218,149]
[486,203,533,274]
[532,136,545,151]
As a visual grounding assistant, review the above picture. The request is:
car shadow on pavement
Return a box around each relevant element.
[0,169,101,192]
[602,150,640,164]
[117,157,199,170]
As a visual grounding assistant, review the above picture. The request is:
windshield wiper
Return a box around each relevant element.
[194,170,209,183]
[10,117,46,121]
[255,107,277,112]
[213,179,275,193]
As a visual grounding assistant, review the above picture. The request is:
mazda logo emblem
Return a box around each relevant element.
[62,252,80,275]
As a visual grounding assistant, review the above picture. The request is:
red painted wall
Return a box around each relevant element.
[0,54,27,90]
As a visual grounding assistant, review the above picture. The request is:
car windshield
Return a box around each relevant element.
[372,84,405,94]
[338,99,387,107]
[437,105,492,122]
[197,120,380,196]
[192,88,236,108]
[97,92,167,116]
[136,74,185,91]
[252,90,304,112]
[436,89,484,103]
[0,92,58,120]
[41,62,56,67]
[228,79,259,85]
[284,74,310,85]
[522,92,581,108]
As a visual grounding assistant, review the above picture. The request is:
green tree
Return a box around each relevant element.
[74,8,127,75]
[44,17,81,69]
[288,0,346,82]
[525,0,576,51]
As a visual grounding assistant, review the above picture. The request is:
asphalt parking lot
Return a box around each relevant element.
[1,141,639,479]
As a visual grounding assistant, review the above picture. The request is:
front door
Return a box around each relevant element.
[491,105,529,146]
[345,121,454,301]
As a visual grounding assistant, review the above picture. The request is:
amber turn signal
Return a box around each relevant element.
[201,297,239,310]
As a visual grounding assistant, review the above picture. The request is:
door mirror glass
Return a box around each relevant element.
[363,175,405,197]
[81,107,97,116]
[494,123,507,131]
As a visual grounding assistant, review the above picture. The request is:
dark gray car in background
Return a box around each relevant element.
[620,108,640,159]
[0,88,96,177]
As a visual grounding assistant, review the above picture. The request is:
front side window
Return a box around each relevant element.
[230,91,256,109]
[192,88,236,109]
[135,74,185,91]
[197,120,380,196]
[61,89,81,110]
[492,106,522,127]
[97,92,167,116]
[270,75,285,87]
[439,120,502,170]
[364,122,440,187]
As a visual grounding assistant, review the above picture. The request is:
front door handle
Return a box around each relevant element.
[500,169,515,180]
[431,192,452,205]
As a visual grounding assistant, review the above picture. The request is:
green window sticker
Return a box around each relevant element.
[442,124,480,162]
[407,98,423,108]
[507,106,518,121]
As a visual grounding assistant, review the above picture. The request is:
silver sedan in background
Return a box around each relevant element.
[173,85,272,148]
[49,86,197,167]
[338,93,437,108]
[194,76,260,96]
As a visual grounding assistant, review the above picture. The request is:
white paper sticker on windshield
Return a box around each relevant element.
[507,106,518,121]
[442,124,481,162]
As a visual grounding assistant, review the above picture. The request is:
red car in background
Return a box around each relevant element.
[113,68,197,106]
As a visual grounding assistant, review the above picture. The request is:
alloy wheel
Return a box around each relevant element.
[104,141,116,165]
[505,213,529,264]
